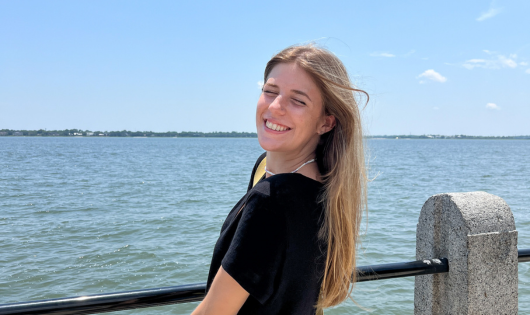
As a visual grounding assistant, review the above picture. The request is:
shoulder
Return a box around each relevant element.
[253,173,323,198]
[249,174,324,216]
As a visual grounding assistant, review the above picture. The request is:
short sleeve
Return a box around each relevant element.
[221,184,286,304]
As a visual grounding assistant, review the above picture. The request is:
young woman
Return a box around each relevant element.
[192,44,368,315]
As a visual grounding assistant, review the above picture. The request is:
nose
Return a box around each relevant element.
[268,94,286,114]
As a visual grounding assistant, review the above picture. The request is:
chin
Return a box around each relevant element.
[257,133,285,152]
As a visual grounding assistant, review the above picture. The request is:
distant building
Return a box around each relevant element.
[0,132,7,136]
[86,132,94,136]
[13,132,23,136]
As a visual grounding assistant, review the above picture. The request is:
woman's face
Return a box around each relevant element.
[256,62,335,154]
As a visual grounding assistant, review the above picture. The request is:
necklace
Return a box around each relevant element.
[265,159,316,176]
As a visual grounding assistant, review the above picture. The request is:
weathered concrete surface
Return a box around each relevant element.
[414,192,518,315]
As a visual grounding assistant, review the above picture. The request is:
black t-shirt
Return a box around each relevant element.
[206,153,327,314]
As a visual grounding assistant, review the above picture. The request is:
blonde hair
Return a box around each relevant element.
[264,44,368,311]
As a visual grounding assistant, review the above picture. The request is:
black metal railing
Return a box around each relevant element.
[1,248,529,315]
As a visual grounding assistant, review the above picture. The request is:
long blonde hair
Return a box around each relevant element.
[264,44,368,311]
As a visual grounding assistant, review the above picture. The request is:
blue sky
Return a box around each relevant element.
[1,0,529,135]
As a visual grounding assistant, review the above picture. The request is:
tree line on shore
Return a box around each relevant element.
[1,129,528,139]
[0,129,257,137]
[369,134,530,140]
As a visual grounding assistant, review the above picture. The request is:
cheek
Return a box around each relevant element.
[256,95,268,116]
[294,108,321,131]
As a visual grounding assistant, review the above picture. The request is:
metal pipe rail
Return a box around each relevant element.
[1,249,529,315]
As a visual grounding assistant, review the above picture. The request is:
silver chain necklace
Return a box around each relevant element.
[265,159,316,176]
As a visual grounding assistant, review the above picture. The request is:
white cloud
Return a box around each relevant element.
[403,50,416,57]
[526,69,530,74]
[476,5,502,21]
[462,51,518,70]
[486,103,500,110]
[520,62,529,66]
[370,52,395,57]
[257,80,264,89]
[417,69,447,83]
[499,55,517,68]
[433,107,439,110]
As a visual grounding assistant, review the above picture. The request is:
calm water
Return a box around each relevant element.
[1,137,529,314]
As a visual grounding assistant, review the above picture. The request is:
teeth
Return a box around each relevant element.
[266,120,288,131]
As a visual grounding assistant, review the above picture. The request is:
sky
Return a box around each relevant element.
[1,0,529,136]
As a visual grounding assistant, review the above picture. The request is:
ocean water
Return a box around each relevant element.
[1,137,529,314]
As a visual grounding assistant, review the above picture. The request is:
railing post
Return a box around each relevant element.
[414,192,518,314]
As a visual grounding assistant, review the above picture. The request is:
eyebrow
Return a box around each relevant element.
[263,83,312,102]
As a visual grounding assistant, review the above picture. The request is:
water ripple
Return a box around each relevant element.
[1,138,529,314]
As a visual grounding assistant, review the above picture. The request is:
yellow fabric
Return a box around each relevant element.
[253,157,267,187]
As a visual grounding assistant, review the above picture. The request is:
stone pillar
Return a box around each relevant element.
[414,192,518,314]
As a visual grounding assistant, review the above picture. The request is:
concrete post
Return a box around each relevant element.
[414,192,518,314]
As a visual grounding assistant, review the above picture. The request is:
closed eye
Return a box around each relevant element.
[293,98,306,106]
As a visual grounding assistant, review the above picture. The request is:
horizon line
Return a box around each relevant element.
[1,129,529,138]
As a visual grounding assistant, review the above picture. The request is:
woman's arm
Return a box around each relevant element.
[191,266,249,315]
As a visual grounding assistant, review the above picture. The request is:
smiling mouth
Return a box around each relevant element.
[265,120,290,132]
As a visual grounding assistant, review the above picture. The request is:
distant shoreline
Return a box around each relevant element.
[367,135,530,140]
[1,129,529,140]
[0,130,257,138]
[3,137,529,140]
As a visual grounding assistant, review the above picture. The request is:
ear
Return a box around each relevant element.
[318,115,336,135]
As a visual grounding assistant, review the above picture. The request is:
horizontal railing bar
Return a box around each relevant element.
[356,258,448,282]
[1,249,528,315]
[0,283,206,315]
[519,248,530,262]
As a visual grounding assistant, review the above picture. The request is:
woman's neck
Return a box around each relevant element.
[265,151,321,182]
